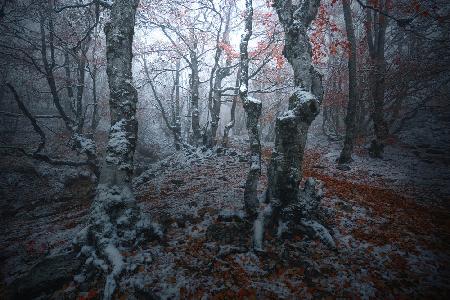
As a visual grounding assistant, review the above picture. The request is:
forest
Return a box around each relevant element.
[0,0,449,299]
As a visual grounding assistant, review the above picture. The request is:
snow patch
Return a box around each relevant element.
[293,88,316,104]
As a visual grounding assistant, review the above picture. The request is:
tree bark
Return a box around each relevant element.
[173,58,182,150]
[75,2,160,299]
[267,0,323,209]
[190,45,201,146]
[206,4,233,147]
[338,0,359,164]
[365,0,389,157]
[253,0,333,251]
[239,0,262,219]
[222,66,241,147]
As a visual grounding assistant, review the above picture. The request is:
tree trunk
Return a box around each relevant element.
[173,58,182,150]
[239,0,262,219]
[222,66,241,147]
[338,0,359,164]
[190,47,201,146]
[365,1,389,158]
[91,62,99,131]
[75,1,160,298]
[75,39,90,133]
[206,4,233,147]
[254,0,335,252]
[208,66,231,147]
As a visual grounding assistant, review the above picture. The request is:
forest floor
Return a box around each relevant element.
[1,133,449,299]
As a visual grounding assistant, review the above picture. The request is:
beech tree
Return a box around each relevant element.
[239,0,262,218]
[364,0,390,158]
[337,0,359,164]
[74,1,160,299]
[253,0,334,251]
[205,2,234,147]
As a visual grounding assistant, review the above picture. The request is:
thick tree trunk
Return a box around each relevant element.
[254,0,334,251]
[338,0,359,164]
[267,0,323,208]
[75,2,160,299]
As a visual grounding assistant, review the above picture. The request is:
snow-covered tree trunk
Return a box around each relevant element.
[239,0,261,218]
[75,1,160,299]
[267,0,323,213]
[101,0,139,187]
[338,0,359,164]
[254,0,334,251]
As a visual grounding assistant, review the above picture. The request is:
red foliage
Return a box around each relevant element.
[218,42,239,60]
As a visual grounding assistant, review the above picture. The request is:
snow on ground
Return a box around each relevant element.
[1,132,449,298]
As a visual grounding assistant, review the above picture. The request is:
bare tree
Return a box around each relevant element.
[205,2,233,147]
[365,0,390,158]
[338,0,359,164]
[239,0,262,219]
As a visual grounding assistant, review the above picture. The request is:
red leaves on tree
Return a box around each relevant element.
[218,42,239,60]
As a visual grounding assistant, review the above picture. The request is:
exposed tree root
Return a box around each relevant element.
[253,178,335,252]
[74,184,162,299]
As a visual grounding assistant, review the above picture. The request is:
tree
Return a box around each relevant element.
[0,0,101,174]
[141,56,183,150]
[205,2,233,147]
[253,0,334,251]
[338,0,359,164]
[239,0,262,218]
[364,0,390,158]
[74,1,161,298]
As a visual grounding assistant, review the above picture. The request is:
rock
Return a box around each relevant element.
[10,251,81,299]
